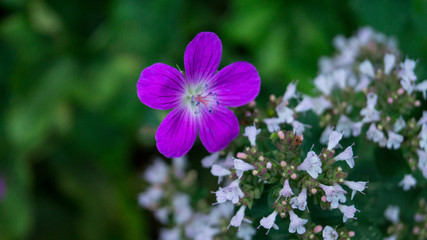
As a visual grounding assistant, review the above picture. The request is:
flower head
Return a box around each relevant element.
[344,180,367,200]
[214,180,244,204]
[384,205,400,224]
[334,145,356,168]
[319,183,347,209]
[384,53,396,75]
[137,32,261,157]
[277,179,294,201]
[328,130,343,150]
[234,158,255,179]
[387,131,404,149]
[338,204,358,222]
[228,206,250,229]
[290,188,308,211]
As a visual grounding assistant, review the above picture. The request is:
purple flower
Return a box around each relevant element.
[137,32,261,157]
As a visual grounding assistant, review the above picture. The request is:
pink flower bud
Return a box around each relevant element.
[413,226,420,235]
[237,152,247,159]
[415,100,421,107]
[321,196,327,202]
[311,188,317,194]
[387,97,393,104]
[313,225,323,234]
[291,173,297,180]
[397,88,404,95]
[348,231,355,237]
[278,130,285,140]
[266,162,272,169]
[270,94,276,102]
[280,161,286,167]
[249,101,256,107]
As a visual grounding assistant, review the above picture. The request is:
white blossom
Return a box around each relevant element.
[319,183,347,209]
[344,180,367,199]
[384,235,398,240]
[415,80,427,99]
[290,188,308,211]
[173,194,192,224]
[214,180,244,204]
[384,53,395,75]
[387,131,404,149]
[338,204,358,222]
[337,115,353,137]
[384,205,400,224]
[288,211,308,235]
[322,225,339,240]
[292,120,307,135]
[172,156,187,179]
[367,123,387,147]
[315,74,334,95]
[277,179,294,201]
[399,59,417,94]
[418,111,427,126]
[211,164,231,184]
[399,174,416,191]
[393,116,406,133]
[359,60,375,78]
[417,149,427,179]
[201,152,220,168]
[360,92,380,123]
[283,82,298,101]
[144,159,169,184]
[234,158,255,179]
[243,124,261,146]
[419,124,427,151]
[351,122,363,136]
[138,186,163,208]
[320,126,334,144]
[328,131,343,150]
[154,207,169,224]
[228,206,249,229]
[159,228,181,240]
[276,103,294,124]
[297,151,322,178]
[264,118,281,132]
[237,223,256,240]
[258,211,279,234]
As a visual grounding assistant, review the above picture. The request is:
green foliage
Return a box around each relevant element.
[0,0,426,239]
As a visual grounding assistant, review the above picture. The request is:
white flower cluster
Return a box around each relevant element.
[207,127,366,239]
[296,27,427,182]
[138,157,254,240]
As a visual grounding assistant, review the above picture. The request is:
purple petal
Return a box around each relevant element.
[210,62,261,107]
[137,63,185,110]
[184,32,222,85]
[155,107,197,158]
[198,106,239,153]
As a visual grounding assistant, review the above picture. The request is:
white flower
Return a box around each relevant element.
[384,205,400,224]
[173,194,192,224]
[328,130,343,150]
[399,174,416,191]
[419,124,427,151]
[360,93,380,123]
[290,188,308,211]
[159,228,181,240]
[209,202,235,223]
[243,124,261,146]
[344,180,367,200]
[393,116,406,133]
[320,126,334,144]
[315,74,334,95]
[211,164,231,184]
[264,118,281,132]
[384,235,398,240]
[417,149,427,179]
[319,183,347,209]
[138,186,163,208]
[154,208,169,224]
[333,69,348,88]
[351,122,363,136]
[296,96,333,115]
[288,211,308,235]
[144,159,169,184]
[276,103,294,124]
[359,60,375,78]
[387,131,404,149]
[415,80,427,99]
[277,179,294,201]
[214,180,244,204]
[337,115,353,137]
[335,145,356,168]
[283,82,298,101]
[355,75,371,91]
[338,204,358,222]
[384,53,395,75]
[367,123,387,147]
[228,206,250,229]
[201,152,220,168]
[258,211,279,234]
[292,120,307,135]
[297,151,322,178]
[399,59,417,94]
[295,96,313,112]
[237,223,256,240]
[322,225,339,240]
[234,158,255,179]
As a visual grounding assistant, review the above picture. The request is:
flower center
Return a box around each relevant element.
[184,83,219,114]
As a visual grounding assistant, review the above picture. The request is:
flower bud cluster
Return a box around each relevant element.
[138,157,252,240]
[296,27,427,181]
[209,128,367,239]
[384,199,427,240]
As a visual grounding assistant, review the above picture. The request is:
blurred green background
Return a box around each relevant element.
[1,0,427,239]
